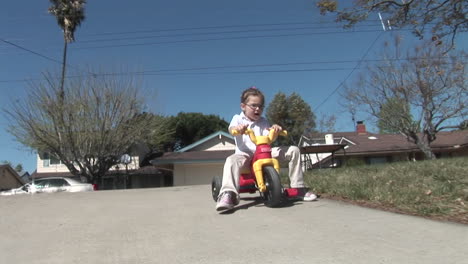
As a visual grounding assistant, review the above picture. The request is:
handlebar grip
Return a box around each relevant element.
[231,128,287,137]
[230,129,241,136]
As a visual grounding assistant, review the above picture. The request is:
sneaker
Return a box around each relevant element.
[216,191,238,211]
[303,191,318,202]
[284,188,318,202]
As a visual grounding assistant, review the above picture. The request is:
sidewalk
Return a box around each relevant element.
[1,185,467,264]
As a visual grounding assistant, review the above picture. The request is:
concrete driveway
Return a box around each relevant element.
[1,185,467,264]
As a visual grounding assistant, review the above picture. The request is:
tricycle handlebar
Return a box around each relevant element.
[231,128,287,145]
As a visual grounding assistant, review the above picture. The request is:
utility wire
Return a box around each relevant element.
[313,31,386,112]
[0,55,459,84]
[1,38,63,65]
[2,24,386,55]
[79,24,380,43]
[0,67,358,84]
[0,38,98,79]
[77,20,381,37]
[73,29,384,50]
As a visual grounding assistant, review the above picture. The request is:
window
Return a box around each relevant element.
[48,178,69,187]
[42,152,62,167]
[50,156,61,165]
[34,179,48,189]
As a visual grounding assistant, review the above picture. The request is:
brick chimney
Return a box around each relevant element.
[356,121,367,135]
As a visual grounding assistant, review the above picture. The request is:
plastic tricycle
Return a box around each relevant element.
[211,128,287,208]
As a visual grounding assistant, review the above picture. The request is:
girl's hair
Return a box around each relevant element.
[241,86,265,104]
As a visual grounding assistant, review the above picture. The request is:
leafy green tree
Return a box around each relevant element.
[166,113,229,151]
[14,164,23,173]
[377,97,414,134]
[132,113,175,152]
[4,70,162,184]
[266,92,316,145]
[48,0,86,96]
[316,0,467,49]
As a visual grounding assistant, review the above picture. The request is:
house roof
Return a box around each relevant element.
[300,144,347,154]
[151,150,234,165]
[177,131,233,152]
[31,171,74,179]
[306,130,468,156]
[150,129,468,165]
[31,166,165,179]
[0,164,25,187]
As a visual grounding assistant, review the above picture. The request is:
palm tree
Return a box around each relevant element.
[48,0,86,98]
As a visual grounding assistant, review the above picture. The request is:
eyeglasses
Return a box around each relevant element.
[245,104,264,110]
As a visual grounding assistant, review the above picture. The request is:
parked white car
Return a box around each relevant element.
[0,177,95,196]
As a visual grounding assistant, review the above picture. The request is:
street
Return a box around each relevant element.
[1,185,467,264]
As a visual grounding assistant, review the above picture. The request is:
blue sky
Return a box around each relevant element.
[1,0,466,173]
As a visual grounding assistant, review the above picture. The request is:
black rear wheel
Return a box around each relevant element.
[262,166,283,207]
[211,175,222,202]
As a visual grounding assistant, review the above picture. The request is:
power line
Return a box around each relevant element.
[78,24,380,43]
[75,20,382,37]
[1,53,460,84]
[3,54,460,84]
[0,67,359,84]
[313,31,386,112]
[73,29,385,50]
[0,38,101,82]
[1,22,386,55]
[0,38,63,65]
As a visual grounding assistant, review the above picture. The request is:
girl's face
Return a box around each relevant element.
[241,95,264,121]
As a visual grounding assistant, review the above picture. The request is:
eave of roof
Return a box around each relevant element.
[177,131,233,152]
[309,130,468,154]
[31,166,165,179]
[151,150,234,165]
[300,144,347,154]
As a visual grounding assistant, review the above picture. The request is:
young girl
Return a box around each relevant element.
[216,87,317,211]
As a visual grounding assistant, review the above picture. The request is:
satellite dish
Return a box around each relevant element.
[120,154,131,164]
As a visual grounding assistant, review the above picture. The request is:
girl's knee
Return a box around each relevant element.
[289,145,300,155]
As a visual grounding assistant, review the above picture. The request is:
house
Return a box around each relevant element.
[20,171,31,183]
[150,131,235,186]
[0,164,25,191]
[32,144,171,190]
[151,123,468,187]
[301,121,468,169]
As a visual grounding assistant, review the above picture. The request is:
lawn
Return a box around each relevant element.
[302,156,468,225]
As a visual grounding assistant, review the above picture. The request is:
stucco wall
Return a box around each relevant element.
[36,154,140,173]
[190,137,235,152]
[173,163,223,186]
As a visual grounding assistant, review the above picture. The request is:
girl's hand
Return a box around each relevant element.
[270,124,283,133]
[231,124,248,135]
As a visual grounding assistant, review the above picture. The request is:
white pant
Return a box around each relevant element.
[219,146,304,195]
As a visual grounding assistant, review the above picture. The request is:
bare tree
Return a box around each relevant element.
[316,0,467,49]
[342,39,467,159]
[317,113,337,133]
[5,70,168,183]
